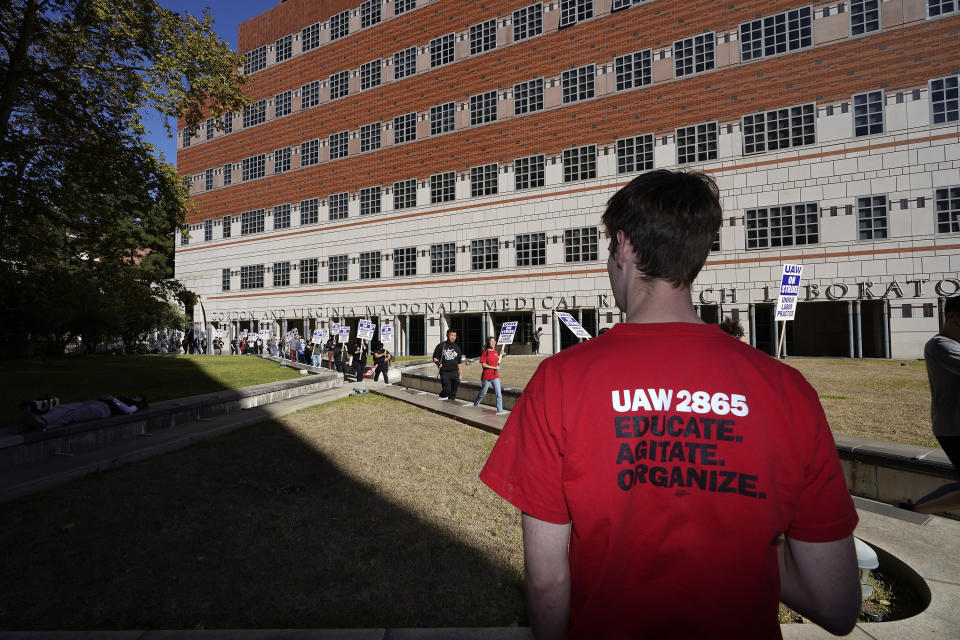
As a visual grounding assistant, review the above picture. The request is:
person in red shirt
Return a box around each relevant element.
[473,336,504,413]
[479,170,860,640]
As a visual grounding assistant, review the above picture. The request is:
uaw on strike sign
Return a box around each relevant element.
[775,264,803,321]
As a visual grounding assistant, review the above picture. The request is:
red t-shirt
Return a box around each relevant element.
[479,322,857,639]
[480,349,500,381]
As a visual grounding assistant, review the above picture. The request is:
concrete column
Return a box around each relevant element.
[439,315,447,342]
[854,301,862,358]
[404,315,411,356]
[205,322,214,355]
[938,296,947,329]
[552,311,560,354]
[769,306,777,357]
[481,311,488,347]
[593,307,600,337]
[847,301,855,358]
[393,317,400,356]
[748,304,756,348]
[882,299,891,359]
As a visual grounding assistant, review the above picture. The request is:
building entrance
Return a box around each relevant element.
[402,315,425,356]
[559,308,597,350]
[446,314,483,357]
[491,312,534,354]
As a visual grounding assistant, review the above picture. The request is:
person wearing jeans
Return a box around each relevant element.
[474,336,503,412]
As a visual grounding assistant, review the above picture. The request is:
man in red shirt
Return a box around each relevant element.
[479,170,860,639]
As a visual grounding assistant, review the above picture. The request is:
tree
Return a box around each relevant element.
[0,0,247,355]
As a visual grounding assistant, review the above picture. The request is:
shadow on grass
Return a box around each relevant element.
[0,413,525,630]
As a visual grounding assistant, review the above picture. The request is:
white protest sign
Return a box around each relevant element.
[380,324,393,344]
[216,329,223,338]
[312,329,324,344]
[556,312,592,339]
[240,330,248,338]
[357,319,376,340]
[497,321,518,345]
[330,323,340,339]
[339,326,351,341]
[259,329,270,340]
[774,264,804,321]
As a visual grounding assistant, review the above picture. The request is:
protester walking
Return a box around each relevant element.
[531,327,543,354]
[353,339,368,381]
[473,336,504,412]
[372,344,392,383]
[432,329,463,400]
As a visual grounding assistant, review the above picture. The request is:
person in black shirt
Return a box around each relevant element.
[333,340,346,373]
[353,339,368,381]
[372,345,392,383]
[432,329,463,400]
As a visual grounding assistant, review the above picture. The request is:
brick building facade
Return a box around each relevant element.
[176,0,960,358]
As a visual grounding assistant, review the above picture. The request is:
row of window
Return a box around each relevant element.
[221,227,600,291]
[189,188,960,262]
[190,75,960,196]
[188,0,953,148]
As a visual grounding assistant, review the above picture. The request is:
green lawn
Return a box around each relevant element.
[3,355,302,426]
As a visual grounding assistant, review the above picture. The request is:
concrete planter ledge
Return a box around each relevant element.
[400,366,523,411]
[0,372,341,470]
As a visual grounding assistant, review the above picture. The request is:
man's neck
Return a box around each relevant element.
[941,323,960,342]
[622,279,703,325]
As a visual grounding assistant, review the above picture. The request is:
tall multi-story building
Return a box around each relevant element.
[176,0,960,358]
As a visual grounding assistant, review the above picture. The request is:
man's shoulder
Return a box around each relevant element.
[926,334,960,356]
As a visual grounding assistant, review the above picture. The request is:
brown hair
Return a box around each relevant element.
[601,170,722,288]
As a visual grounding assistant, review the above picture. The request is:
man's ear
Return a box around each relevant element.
[616,230,635,270]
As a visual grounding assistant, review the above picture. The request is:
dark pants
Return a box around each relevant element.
[532,340,540,354]
[439,370,459,399]
[354,361,365,380]
[374,362,389,382]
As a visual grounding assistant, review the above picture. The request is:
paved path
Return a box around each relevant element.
[359,381,509,435]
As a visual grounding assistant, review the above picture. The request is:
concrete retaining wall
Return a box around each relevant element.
[0,373,341,470]
[401,366,522,410]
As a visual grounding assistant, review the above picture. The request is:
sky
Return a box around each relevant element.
[141,0,266,166]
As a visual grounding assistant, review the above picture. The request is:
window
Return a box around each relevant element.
[613,0,649,8]
[471,238,499,270]
[205,118,215,141]
[180,229,189,245]
[223,163,232,186]
[742,104,816,155]
[471,163,499,197]
[273,261,290,287]
[858,195,888,240]
[470,19,497,55]
[430,102,455,135]
[394,178,417,209]
[470,90,498,125]
[360,122,381,152]
[204,218,213,241]
[182,127,192,148]
[617,134,653,174]
[329,192,349,220]
[394,47,417,79]
[240,209,265,235]
[300,198,319,225]
[329,255,349,282]
[430,33,455,67]
[740,8,812,62]
[394,247,417,276]
[850,0,880,35]
[516,233,546,267]
[300,139,320,167]
[329,131,349,160]
[242,100,266,127]
[513,78,544,115]
[330,10,350,41]
[513,3,543,41]
[935,186,960,233]
[902,304,914,319]
[360,251,381,279]
[559,0,593,28]
[300,258,319,285]
[221,114,232,135]
[928,0,958,17]
[222,268,231,292]
[615,50,652,91]
[360,59,381,90]
[393,112,417,144]
[240,265,264,290]
[930,75,959,124]
[745,203,819,249]
[301,80,321,110]
[244,46,266,74]
[563,144,597,182]
[564,227,599,262]
[204,168,213,191]
[514,154,545,190]
[430,242,456,273]
[711,231,721,253]
[222,215,232,238]
[275,35,292,62]
[361,0,381,28]
[562,64,595,103]
[274,147,291,173]
[330,70,349,100]
[274,203,291,230]
[431,171,456,203]
[360,186,381,215]
[242,154,265,181]
[394,0,416,15]
[302,23,321,52]
[271,93,291,121]
[853,91,884,136]
[677,122,718,164]
[675,33,715,77]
